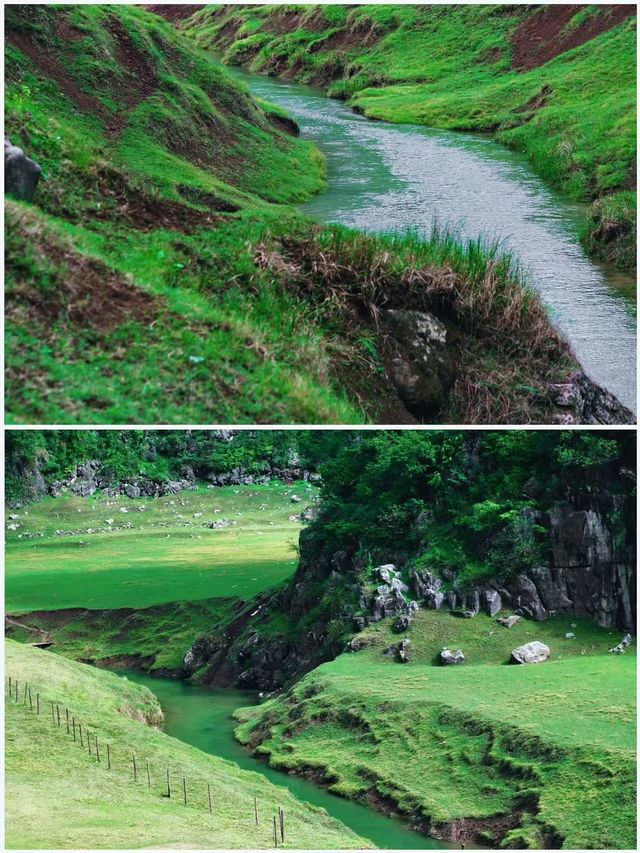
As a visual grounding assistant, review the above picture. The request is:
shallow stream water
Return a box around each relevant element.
[116,670,455,849]
[228,66,637,413]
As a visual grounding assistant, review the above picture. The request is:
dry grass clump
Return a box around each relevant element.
[257,224,575,423]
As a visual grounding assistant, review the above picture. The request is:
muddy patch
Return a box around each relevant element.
[512,4,636,71]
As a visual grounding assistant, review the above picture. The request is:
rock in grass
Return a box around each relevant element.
[511,641,550,664]
[497,614,521,628]
[5,138,42,201]
[609,633,633,654]
[392,614,412,633]
[440,648,465,665]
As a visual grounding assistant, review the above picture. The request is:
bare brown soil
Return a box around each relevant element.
[6,206,162,335]
[512,4,636,71]
[144,5,205,24]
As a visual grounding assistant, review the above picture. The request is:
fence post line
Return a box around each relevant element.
[15,680,19,702]
[166,768,171,798]
[79,722,83,747]
[23,682,28,704]
[36,692,40,715]
[273,815,278,848]
[280,808,285,843]
[56,705,61,727]
[96,737,100,762]
[87,731,92,755]
[254,796,258,825]
[72,716,76,741]
[51,701,55,724]
[65,708,70,734]
[183,777,187,806]
[146,761,151,788]
[28,688,33,711]
[107,743,111,770]
[132,753,137,782]
[208,783,212,814]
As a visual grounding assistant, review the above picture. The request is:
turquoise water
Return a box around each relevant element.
[228,66,637,413]
[116,670,456,849]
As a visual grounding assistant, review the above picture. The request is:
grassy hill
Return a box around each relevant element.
[5,482,318,672]
[5,482,316,611]
[5,640,369,849]
[184,3,636,271]
[6,3,627,426]
[234,610,636,849]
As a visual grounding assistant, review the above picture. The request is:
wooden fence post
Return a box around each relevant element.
[166,769,171,798]
[79,722,83,747]
[273,815,278,848]
[36,692,40,715]
[65,708,70,734]
[183,777,187,806]
[8,676,11,698]
[28,688,33,711]
[96,737,100,762]
[146,761,151,788]
[15,680,18,702]
[280,808,285,843]
[254,796,259,825]
[51,701,55,724]
[23,682,28,704]
[132,753,137,782]
[107,743,111,770]
[87,731,92,755]
[208,784,212,814]
[72,716,76,741]
[56,705,61,728]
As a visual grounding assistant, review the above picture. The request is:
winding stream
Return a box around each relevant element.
[229,66,637,413]
[116,670,454,849]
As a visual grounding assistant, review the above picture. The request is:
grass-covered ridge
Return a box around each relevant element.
[234,611,636,849]
[184,3,637,270]
[5,640,370,849]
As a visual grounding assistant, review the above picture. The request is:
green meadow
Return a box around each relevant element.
[5,483,317,612]
[5,640,368,849]
[236,611,637,849]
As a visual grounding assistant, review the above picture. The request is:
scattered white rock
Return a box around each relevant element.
[511,641,550,665]
[565,632,576,639]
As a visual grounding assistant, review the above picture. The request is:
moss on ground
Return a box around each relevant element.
[5,640,370,848]
[185,4,636,270]
[233,611,636,849]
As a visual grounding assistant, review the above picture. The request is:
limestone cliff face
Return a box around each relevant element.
[181,490,635,690]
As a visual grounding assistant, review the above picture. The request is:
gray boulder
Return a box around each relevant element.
[482,589,502,617]
[497,614,521,629]
[393,614,412,633]
[383,309,454,418]
[5,138,42,201]
[511,641,550,665]
[609,633,633,654]
[440,648,465,666]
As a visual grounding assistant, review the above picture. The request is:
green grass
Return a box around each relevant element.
[187,4,636,269]
[5,483,318,611]
[234,611,636,849]
[5,640,370,849]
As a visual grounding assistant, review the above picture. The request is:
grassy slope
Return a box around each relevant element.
[5,640,369,849]
[186,4,636,270]
[234,610,636,849]
[5,483,316,611]
[4,4,361,425]
[5,482,316,672]
[5,4,615,426]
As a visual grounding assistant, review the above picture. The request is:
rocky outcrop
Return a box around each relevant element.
[49,460,195,499]
[383,309,455,420]
[549,370,635,425]
[5,138,42,201]
[408,502,635,632]
[511,641,550,664]
[206,466,320,487]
